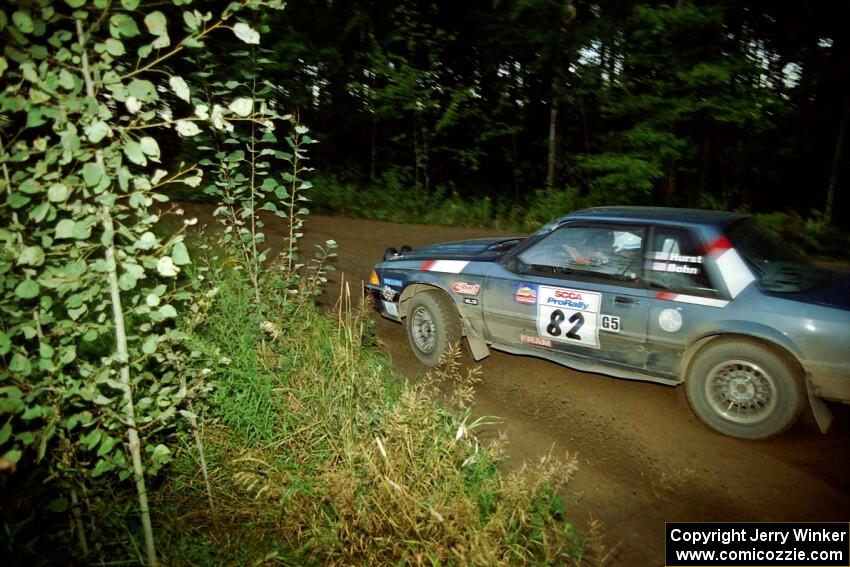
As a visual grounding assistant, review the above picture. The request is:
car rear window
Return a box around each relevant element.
[725,218,827,293]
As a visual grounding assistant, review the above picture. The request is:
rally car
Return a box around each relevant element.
[365,207,850,440]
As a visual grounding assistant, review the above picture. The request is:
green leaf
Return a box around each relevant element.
[128,79,157,103]
[58,68,74,89]
[175,120,201,137]
[55,219,75,239]
[140,136,160,160]
[169,75,190,102]
[110,14,140,38]
[0,331,10,355]
[65,0,86,7]
[142,335,157,354]
[158,304,177,318]
[0,57,8,79]
[9,353,31,376]
[2,449,22,466]
[17,246,45,266]
[144,11,167,36]
[15,280,39,299]
[156,256,179,277]
[124,140,146,165]
[48,497,69,513]
[136,231,157,250]
[104,38,125,56]
[172,241,190,265]
[12,11,34,34]
[83,162,103,187]
[72,222,91,240]
[0,423,11,445]
[183,11,200,31]
[150,444,171,466]
[121,0,139,9]
[232,22,260,45]
[85,120,110,143]
[7,192,30,209]
[47,183,70,203]
[228,97,253,117]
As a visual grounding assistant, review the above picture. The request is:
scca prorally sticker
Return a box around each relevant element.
[383,277,403,288]
[520,334,552,348]
[451,282,480,295]
[514,282,537,304]
[536,286,601,348]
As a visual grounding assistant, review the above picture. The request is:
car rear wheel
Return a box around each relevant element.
[405,290,461,367]
[685,339,804,440]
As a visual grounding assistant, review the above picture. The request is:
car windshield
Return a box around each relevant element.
[725,218,827,293]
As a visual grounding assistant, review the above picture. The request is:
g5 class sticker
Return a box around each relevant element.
[536,286,601,348]
[600,314,620,332]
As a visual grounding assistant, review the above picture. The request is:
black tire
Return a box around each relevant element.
[685,339,804,440]
[405,290,462,367]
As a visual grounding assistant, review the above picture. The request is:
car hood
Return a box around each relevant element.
[763,268,850,311]
[395,237,524,261]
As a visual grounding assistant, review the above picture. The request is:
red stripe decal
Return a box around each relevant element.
[706,236,732,256]
[655,291,677,301]
[419,260,436,271]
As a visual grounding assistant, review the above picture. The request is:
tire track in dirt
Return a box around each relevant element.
[180,204,850,566]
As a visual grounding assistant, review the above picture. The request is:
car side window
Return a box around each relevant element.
[645,227,716,295]
[517,225,644,281]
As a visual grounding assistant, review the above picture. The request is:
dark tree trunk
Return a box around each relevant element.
[825,97,850,225]
[546,101,559,189]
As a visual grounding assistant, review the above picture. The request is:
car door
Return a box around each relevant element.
[481,223,652,371]
[642,225,729,378]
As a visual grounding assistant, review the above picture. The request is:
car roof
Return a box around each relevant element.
[556,206,747,228]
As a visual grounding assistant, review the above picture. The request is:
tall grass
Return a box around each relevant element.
[154,271,596,565]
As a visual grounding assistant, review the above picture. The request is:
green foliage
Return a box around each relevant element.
[154,270,582,565]
[0,0,283,562]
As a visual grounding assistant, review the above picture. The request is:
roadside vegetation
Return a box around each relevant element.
[0,2,605,565]
[306,176,850,261]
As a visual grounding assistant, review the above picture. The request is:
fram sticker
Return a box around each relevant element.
[514,282,538,304]
[451,282,480,295]
[520,334,552,348]
[383,277,403,288]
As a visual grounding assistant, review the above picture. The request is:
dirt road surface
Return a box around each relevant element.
[184,205,850,565]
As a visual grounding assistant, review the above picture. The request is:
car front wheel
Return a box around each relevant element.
[405,290,461,367]
[685,339,805,440]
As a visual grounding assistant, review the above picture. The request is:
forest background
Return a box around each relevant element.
[169,0,850,251]
[2,0,849,565]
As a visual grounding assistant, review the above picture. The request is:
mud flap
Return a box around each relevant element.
[463,320,490,361]
[807,379,834,434]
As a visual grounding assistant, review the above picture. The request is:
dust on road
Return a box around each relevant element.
[182,204,850,566]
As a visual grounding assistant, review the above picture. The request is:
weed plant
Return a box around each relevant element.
[154,269,596,565]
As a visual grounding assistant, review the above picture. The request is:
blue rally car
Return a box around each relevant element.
[365,207,850,440]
